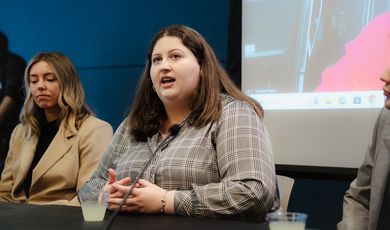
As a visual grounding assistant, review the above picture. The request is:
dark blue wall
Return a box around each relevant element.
[0,1,351,229]
[0,0,228,128]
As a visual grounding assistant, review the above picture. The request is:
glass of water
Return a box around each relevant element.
[267,212,308,230]
[79,190,109,221]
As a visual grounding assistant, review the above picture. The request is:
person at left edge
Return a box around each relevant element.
[0,31,26,176]
[0,52,113,206]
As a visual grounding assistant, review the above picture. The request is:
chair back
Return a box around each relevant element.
[276,175,295,211]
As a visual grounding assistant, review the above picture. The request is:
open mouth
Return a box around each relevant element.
[161,76,175,84]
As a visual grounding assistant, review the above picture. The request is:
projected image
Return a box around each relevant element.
[242,0,390,109]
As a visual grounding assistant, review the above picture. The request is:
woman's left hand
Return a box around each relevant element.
[110,179,166,213]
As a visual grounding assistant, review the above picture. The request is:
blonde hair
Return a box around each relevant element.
[20,52,92,137]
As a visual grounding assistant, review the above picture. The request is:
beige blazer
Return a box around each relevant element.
[0,116,113,206]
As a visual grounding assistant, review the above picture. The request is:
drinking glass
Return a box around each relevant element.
[79,190,109,221]
[267,212,308,230]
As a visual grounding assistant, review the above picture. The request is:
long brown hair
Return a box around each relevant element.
[128,25,263,141]
[20,52,92,137]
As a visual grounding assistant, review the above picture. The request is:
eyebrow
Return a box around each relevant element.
[152,48,183,56]
[29,72,56,77]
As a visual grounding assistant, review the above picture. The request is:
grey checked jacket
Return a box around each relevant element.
[80,95,278,221]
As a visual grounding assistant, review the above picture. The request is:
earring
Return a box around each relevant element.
[152,85,156,91]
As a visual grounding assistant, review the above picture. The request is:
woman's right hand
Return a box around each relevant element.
[104,168,131,209]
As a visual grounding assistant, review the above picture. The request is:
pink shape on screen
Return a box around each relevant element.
[315,11,390,92]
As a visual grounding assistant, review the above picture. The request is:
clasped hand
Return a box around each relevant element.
[104,168,166,213]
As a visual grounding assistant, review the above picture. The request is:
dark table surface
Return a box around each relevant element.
[0,202,269,230]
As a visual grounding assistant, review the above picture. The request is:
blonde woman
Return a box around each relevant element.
[0,52,112,206]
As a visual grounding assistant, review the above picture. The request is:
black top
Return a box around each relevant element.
[22,119,59,197]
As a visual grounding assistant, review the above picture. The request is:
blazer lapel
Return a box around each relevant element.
[13,136,38,192]
[31,128,75,186]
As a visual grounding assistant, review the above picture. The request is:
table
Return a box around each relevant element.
[0,202,268,230]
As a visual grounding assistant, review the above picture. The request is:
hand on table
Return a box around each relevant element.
[103,168,131,209]
[109,179,167,214]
